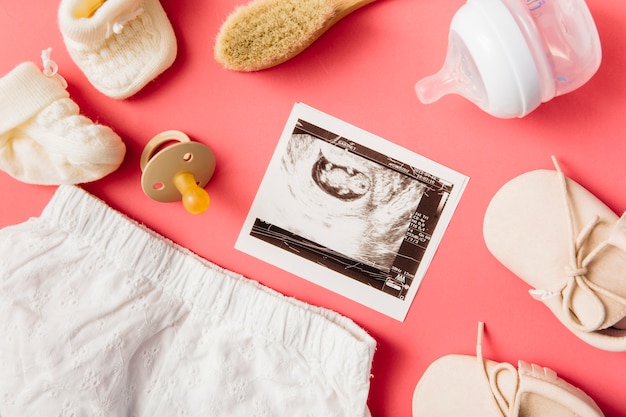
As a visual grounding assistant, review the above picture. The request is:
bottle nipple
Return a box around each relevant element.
[415,33,488,109]
[414,64,459,105]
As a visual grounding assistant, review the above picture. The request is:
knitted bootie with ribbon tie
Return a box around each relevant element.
[412,322,604,417]
[58,0,177,99]
[0,49,126,185]
[484,157,626,351]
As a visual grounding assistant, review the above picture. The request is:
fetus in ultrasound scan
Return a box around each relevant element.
[260,133,425,271]
[312,154,372,201]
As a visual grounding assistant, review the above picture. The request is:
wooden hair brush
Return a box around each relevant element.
[214,0,375,71]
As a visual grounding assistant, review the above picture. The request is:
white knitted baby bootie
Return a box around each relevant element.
[58,0,177,99]
[0,49,126,185]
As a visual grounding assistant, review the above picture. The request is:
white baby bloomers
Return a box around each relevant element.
[0,185,375,417]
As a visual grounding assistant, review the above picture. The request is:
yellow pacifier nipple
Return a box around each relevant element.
[173,171,211,215]
[73,0,107,18]
[140,130,216,215]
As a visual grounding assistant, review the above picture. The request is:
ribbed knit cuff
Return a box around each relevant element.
[0,62,69,134]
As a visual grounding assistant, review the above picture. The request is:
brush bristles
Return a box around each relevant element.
[214,0,336,72]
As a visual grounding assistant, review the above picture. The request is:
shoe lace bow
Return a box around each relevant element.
[529,156,626,332]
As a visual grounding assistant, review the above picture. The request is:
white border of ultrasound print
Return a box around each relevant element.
[236,102,469,321]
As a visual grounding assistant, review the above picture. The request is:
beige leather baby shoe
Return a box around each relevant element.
[412,322,604,417]
[483,157,626,351]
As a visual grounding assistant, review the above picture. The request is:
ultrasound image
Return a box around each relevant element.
[255,133,425,273]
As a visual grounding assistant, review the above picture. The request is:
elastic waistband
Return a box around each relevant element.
[40,185,375,399]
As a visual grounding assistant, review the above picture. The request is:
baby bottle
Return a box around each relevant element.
[415,0,602,118]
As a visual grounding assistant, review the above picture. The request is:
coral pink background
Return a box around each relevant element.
[2,1,626,416]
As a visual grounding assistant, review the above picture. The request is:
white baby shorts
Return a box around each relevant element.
[0,185,375,417]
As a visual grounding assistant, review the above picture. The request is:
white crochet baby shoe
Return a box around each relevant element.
[58,0,177,99]
[412,322,605,417]
[0,49,126,185]
[484,157,626,351]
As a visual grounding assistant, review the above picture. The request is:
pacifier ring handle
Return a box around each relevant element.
[140,130,191,171]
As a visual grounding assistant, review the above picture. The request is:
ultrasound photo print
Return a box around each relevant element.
[254,126,426,276]
[237,103,468,321]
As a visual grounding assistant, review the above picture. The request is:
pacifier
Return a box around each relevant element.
[415,0,602,118]
[140,130,216,214]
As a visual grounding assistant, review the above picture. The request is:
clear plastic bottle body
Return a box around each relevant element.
[499,0,602,100]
